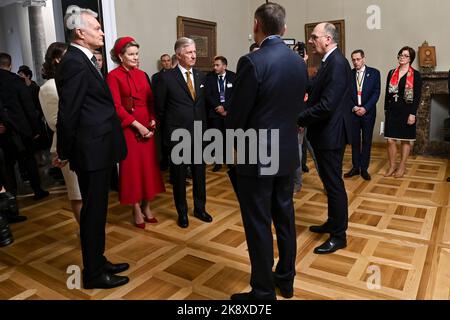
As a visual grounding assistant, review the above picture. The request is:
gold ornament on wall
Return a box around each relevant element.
[418,41,437,72]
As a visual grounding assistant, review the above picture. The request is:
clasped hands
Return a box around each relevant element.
[215,106,227,117]
[134,120,156,140]
[353,106,367,117]
[52,152,68,168]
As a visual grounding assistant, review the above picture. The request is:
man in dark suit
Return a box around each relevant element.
[344,49,381,181]
[226,3,307,300]
[0,53,49,200]
[151,54,173,171]
[205,56,236,172]
[155,37,212,229]
[298,22,353,254]
[56,7,129,289]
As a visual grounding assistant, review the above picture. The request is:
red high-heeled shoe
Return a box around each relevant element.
[144,216,158,224]
[134,222,146,229]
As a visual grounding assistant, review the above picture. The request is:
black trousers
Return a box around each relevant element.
[170,161,206,217]
[0,135,43,195]
[76,166,112,280]
[0,148,6,188]
[236,174,297,299]
[314,147,348,240]
[208,116,226,163]
[351,114,376,171]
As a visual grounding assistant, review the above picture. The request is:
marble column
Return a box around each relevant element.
[24,0,47,85]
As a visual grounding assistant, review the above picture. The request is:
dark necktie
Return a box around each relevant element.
[218,75,225,103]
[91,55,103,77]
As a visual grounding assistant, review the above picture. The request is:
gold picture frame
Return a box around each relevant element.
[177,16,217,72]
[304,20,346,77]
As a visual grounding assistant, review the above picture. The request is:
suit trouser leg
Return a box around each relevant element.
[272,175,297,286]
[191,164,206,212]
[208,117,226,163]
[76,167,111,280]
[361,116,376,171]
[351,115,362,170]
[237,174,296,299]
[314,148,348,240]
[170,162,188,216]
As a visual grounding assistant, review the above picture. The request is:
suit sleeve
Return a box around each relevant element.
[56,60,87,161]
[154,72,168,123]
[39,85,58,132]
[225,56,258,130]
[364,69,381,113]
[205,76,218,113]
[410,71,422,116]
[106,73,136,128]
[297,59,348,127]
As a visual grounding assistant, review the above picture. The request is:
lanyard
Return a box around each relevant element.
[356,69,366,91]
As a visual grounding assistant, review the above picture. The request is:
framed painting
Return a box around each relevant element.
[304,20,346,77]
[177,16,217,72]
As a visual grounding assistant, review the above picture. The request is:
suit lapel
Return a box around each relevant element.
[174,68,193,101]
[194,69,201,102]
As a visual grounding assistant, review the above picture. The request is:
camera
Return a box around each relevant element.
[295,41,306,58]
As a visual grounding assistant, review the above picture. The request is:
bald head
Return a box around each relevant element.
[309,22,339,57]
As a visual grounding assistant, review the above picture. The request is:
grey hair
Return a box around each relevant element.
[324,22,339,45]
[64,5,98,41]
[174,37,195,54]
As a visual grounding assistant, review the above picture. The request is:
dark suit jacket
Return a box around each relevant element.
[350,66,381,118]
[226,36,307,177]
[154,67,207,147]
[298,48,353,150]
[0,69,40,138]
[205,70,236,119]
[55,45,127,172]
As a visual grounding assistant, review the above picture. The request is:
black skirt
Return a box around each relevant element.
[384,94,416,140]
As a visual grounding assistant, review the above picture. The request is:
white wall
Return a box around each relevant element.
[114,0,252,76]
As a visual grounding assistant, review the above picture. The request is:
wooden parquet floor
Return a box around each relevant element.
[1,145,449,300]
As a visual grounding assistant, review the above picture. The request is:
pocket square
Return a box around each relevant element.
[227,83,233,88]
[200,84,205,88]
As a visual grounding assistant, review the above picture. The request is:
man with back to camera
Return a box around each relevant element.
[56,6,129,289]
[297,22,353,255]
[226,2,307,300]
[344,49,381,181]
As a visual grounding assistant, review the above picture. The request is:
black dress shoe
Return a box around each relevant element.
[361,170,371,181]
[6,215,27,224]
[447,177,450,182]
[302,164,309,173]
[83,272,129,289]
[177,215,189,228]
[212,164,222,172]
[344,168,360,178]
[194,211,213,223]
[273,274,294,299]
[33,190,50,201]
[104,262,129,274]
[230,291,275,300]
[230,292,257,300]
[313,237,347,254]
[309,223,330,234]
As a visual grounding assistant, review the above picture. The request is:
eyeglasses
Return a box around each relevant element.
[309,34,329,41]
[397,54,410,59]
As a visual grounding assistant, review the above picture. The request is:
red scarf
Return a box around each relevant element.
[388,66,415,103]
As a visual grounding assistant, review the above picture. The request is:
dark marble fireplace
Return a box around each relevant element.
[414,71,450,157]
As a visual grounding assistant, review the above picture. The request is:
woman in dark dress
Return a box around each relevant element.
[384,46,422,178]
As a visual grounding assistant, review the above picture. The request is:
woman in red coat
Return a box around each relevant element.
[107,37,165,228]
